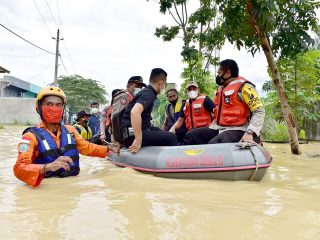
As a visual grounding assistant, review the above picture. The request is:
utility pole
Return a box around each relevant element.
[53,29,64,86]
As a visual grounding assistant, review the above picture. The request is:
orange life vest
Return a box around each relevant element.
[183,94,212,130]
[213,76,252,126]
[105,106,112,127]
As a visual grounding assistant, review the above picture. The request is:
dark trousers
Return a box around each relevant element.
[182,127,219,145]
[123,127,179,148]
[182,127,260,145]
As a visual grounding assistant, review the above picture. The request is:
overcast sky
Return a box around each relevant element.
[1,0,318,99]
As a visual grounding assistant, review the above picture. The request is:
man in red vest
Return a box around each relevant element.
[169,81,215,144]
[183,59,265,145]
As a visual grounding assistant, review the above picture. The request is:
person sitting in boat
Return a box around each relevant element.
[119,68,179,152]
[110,76,146,143]
[162,88,187,143]
[182,59,265,145]
[99,89,122,143]
[13,86,119,187]
[169,81,215,144]
[73,110,93,141]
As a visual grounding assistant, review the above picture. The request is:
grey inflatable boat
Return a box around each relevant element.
[108,143,272,181]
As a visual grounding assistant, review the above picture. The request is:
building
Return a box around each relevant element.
[0,65,42,124]
[0,76,41,98]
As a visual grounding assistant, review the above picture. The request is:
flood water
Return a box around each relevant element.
[0,125,319,240]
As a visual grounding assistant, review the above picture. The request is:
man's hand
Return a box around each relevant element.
[128,139,142,153]
[107,142,120,154]
[169,127,176,134]
[99,133,106,142]
[240,132,255,143]
[45,156,73,172]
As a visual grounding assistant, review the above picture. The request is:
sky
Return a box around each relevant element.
[0,0,317,99]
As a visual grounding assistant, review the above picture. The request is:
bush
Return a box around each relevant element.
[262,119,289,142]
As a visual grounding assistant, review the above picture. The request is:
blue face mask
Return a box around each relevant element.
[134,88,141,96]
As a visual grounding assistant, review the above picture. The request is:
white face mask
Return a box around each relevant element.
[91,107,99,114]
[187,90,198,99]
[134,88,141,96]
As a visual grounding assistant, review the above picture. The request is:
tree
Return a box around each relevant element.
[263,50,320,128]
[58,75,107,115]
[215,0,319,154]
[152,0,224,94]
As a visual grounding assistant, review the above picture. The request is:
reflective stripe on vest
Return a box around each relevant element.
[165,99,182,129]
[74,124,92,140]
[184,95,212,130]
[213,76,251,126]
[31,124,80,177]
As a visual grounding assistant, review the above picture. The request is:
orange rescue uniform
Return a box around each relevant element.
[14,121,108,187]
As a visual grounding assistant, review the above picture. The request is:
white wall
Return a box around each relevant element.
[0,97,40,124]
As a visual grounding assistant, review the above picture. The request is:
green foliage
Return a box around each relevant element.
[217,0,320,58]
[299,129,306,140]
[263,50,320,127]
[0,125,4,129]
[58,74,108,114]
[151,94,168,127]
[153,0,224,93]
[262,118,289,142]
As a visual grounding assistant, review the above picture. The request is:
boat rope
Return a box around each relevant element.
[248,146,259,181]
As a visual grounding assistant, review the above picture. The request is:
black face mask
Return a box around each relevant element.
[169,99,178,105]
[215,72,231,86]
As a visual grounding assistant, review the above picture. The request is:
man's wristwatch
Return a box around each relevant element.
[246,129,254,135]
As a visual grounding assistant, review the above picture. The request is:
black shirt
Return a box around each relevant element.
[179,96,215,118]
[121,85,158,129]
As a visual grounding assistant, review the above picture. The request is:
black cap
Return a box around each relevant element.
[127,76,146,87]
[76,110,91,121]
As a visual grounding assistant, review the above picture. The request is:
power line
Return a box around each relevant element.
[32,0,53,37]
[45,0,59,28]
[29,61,54,81]
[56,0,62,27]
[59,54,69,75]
[0,52,46,58]
[0,24,55,55]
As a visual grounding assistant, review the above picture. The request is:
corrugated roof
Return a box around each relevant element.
[0,66,10,74]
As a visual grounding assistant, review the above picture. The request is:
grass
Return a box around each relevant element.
[262,119,289,142]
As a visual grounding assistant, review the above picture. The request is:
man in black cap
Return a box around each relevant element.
[119,68,179,153]
[73,110,93,141]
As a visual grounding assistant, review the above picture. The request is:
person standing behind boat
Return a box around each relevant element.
[110,76,146,143]
[169,81,215,144]
[183,59,264,145]
[120,68,179,152]
[88,102,101,138]
[73,110,93,141]
[162,89,187,142]
[13,86,119,187]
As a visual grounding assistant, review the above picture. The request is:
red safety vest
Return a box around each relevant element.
[213,76,252,126]
[184,95,212,130]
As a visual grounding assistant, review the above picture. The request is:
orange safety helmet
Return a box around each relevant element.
[36,86,66,113]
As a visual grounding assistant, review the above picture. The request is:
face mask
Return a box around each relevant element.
[91,107,99,114]
[133,88,141,96]
[169,99,178,105]
[42,106,64,124]
[187,90,198,99]
[215,72,231,86]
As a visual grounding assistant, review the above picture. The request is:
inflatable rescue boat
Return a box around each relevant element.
[108,143,272,181]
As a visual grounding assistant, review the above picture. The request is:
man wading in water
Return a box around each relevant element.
[13,86,119,187]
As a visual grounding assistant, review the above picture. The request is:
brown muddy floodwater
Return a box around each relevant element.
[0,125,319,240]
